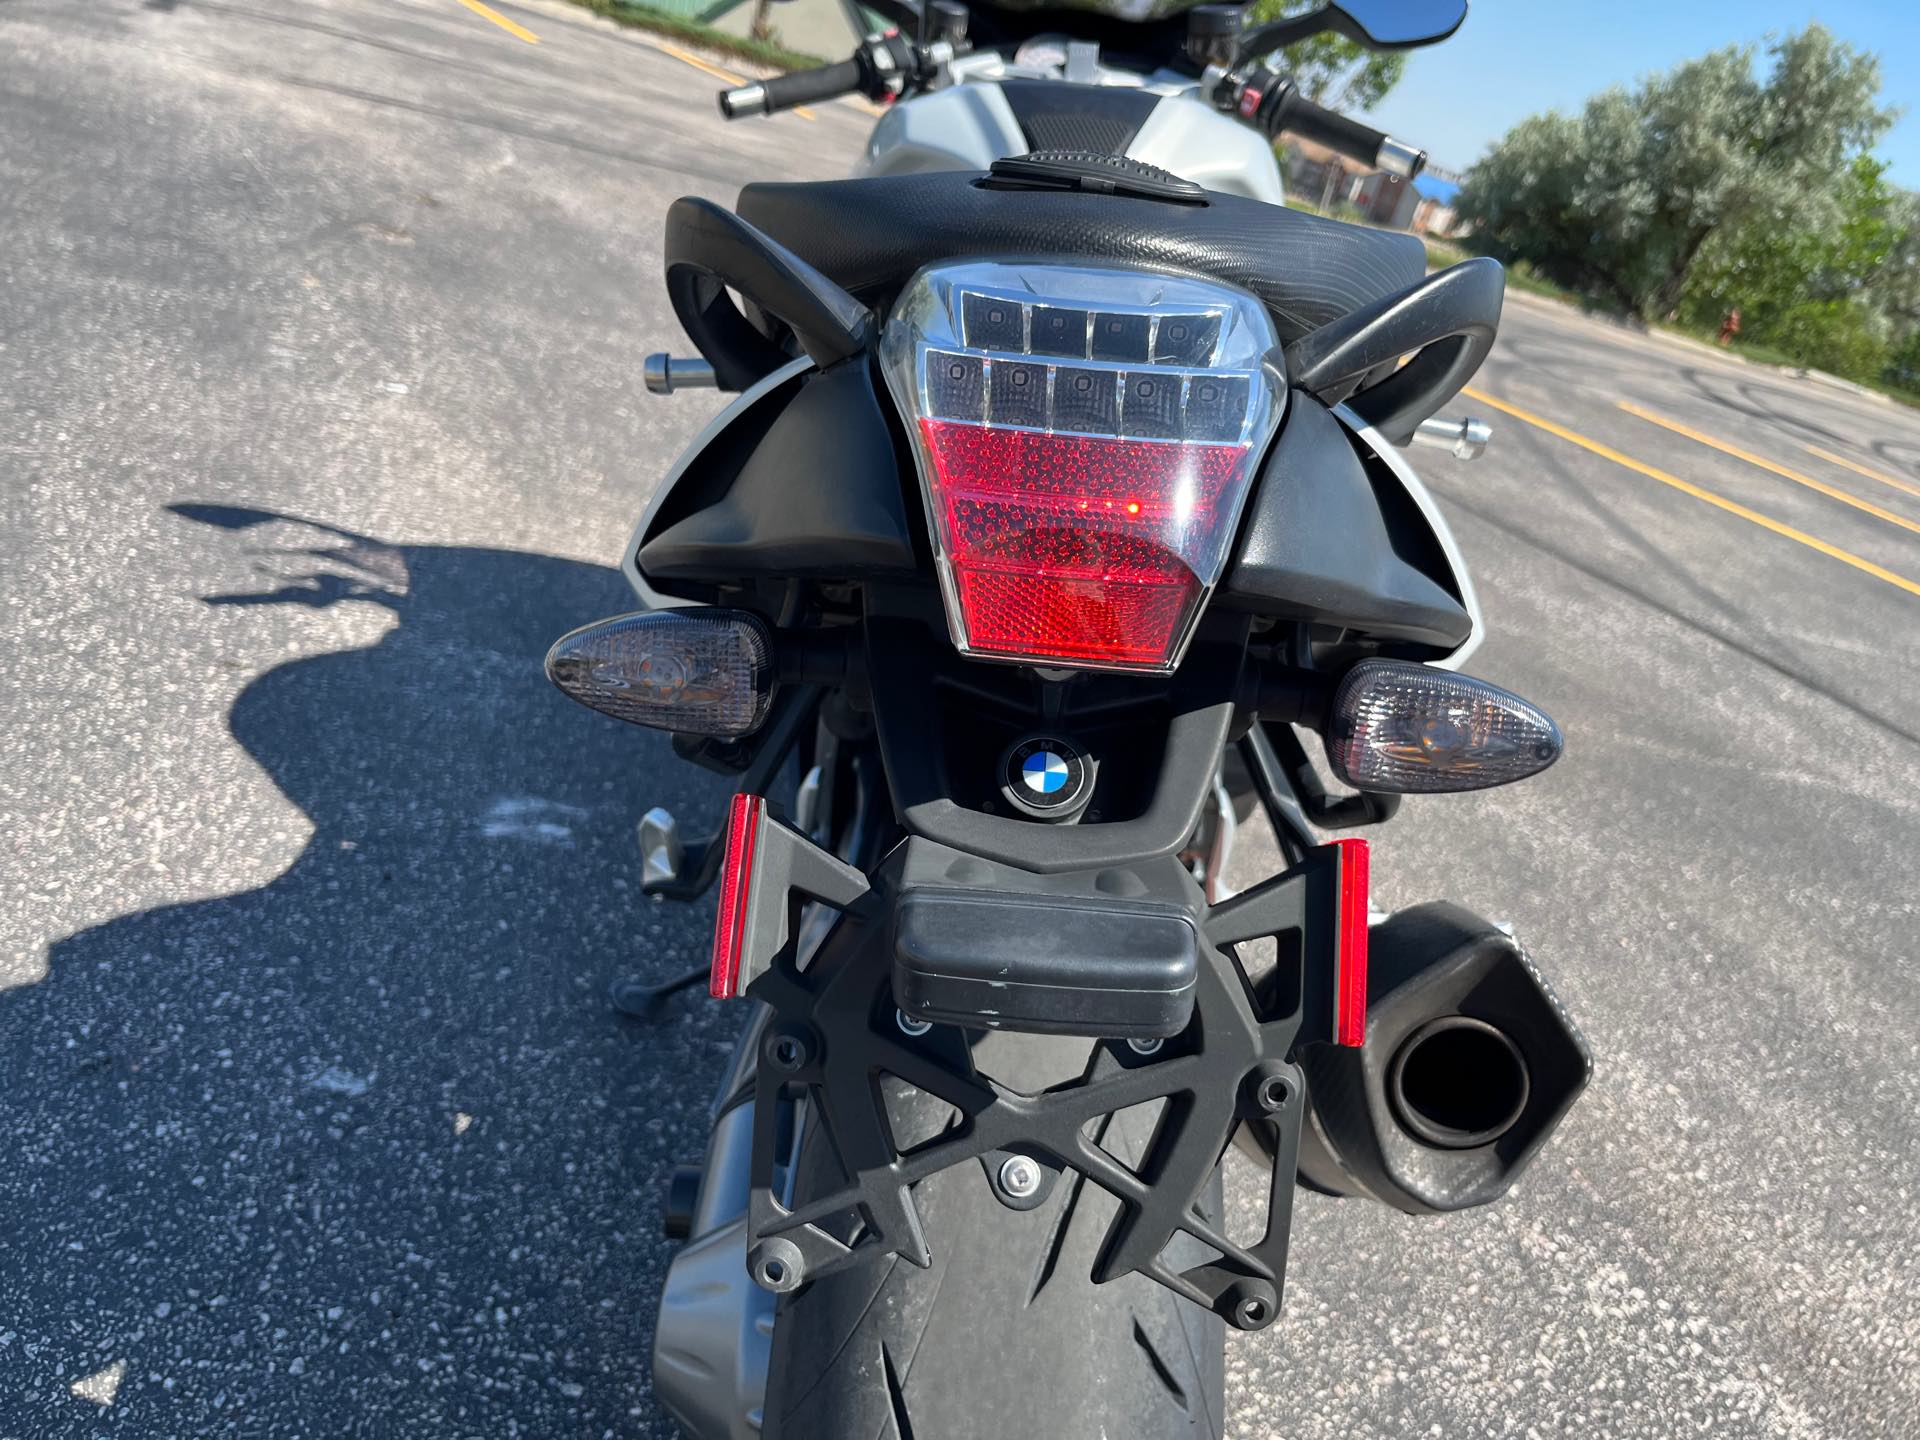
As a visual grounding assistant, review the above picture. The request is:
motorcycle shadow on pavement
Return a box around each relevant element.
[1,506,729,1436]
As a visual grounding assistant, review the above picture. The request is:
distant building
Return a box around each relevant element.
[1411,196,1466,239]
[1410,175,1469,239]
[1351,170,1418,230]
[1284,138,1417,228]
[1283,137,1374,214]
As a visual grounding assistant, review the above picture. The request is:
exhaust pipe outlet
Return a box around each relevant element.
[1290,902,1591,1215]
[1388,1016,1529,1150]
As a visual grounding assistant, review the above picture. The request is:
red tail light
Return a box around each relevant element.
[882,263,1283,674]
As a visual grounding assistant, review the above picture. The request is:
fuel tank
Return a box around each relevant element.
[856,80,1287,204]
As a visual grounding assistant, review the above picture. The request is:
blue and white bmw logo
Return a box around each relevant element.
[1021,749,1072,796]
[1002,735,1092,818]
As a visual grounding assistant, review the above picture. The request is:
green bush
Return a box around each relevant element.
[1766,300,1891,379]
[1885,330,1920,390]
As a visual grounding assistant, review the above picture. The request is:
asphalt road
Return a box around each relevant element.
[2,1,1916,1436]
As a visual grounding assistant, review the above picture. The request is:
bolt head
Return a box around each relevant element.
[1245,1062,1296,1117]
[765,1028,813,1074]
[997,1154,1042,1199]
[748,1237,805,1294]
[1224,1278,1279,1331]
[895,1008,933,1038]
[1127,1036,1164,1056]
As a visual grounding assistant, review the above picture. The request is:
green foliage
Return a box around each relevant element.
[1887,330,1920,390]
[1247,0,1406,110]
[1456,25,1896,323]
[1864,192,1920,332]
[1678,156,1902,377]
[1768,301,1890,380]
[559,0,826,71]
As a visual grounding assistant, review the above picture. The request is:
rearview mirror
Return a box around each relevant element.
[1328,0,1467,49]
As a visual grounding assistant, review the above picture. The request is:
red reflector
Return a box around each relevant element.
[952,568,1196,667]
[920,420,1244,668]
[1332,838,1369,1046]
[709,793,764,999]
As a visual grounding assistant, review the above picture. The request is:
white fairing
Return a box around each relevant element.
[1333,404,1483,670]
[857,82,1027,177]
[857,66,1285,205]
[1126,97,1286,205]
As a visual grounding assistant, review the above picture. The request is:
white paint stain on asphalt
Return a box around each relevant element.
[308,1065,372,1098]
[480,796,587,845]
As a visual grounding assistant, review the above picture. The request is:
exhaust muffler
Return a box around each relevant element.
[1289,901,1591,1215]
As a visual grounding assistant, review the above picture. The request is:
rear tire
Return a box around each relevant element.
[762,1037,1227,1440]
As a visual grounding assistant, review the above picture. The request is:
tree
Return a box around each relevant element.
[1246,0,1406,111]
[1680,155,1906,375]
[1864,190,1920,330]
[1456,25,1896,321]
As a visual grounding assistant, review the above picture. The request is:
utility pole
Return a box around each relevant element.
[1319,159,1341,215]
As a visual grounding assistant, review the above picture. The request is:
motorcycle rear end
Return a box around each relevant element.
[550,3,1591,1434]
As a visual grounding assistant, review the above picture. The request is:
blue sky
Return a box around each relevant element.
[1356,0,1918,183]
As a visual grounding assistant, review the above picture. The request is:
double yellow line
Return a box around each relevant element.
[1618,403,1920,539]
[1461,387,1920,600]
[1802,443,1920,502]
[445,3,823,124]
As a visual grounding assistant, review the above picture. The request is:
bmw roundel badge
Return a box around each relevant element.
[1021,749,1071,796]
[1001,735,1094,820]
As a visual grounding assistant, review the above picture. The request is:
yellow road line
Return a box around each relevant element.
[651,40,816,121]
[1802,443,1920,503]
[1461,386,1920,600]
[1618,401,1920,539]
[452,0,538,44]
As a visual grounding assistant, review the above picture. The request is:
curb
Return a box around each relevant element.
[1500,288,1898,409]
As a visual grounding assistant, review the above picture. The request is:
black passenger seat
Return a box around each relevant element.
[734,167,1427,344]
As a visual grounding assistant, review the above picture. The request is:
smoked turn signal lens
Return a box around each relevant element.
[545,609,773,737]
[1326,660,1562,794]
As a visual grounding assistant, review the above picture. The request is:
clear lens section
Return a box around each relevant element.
[881,261,1284,674]
[1326,660,1563,794]
[545,609,773,736]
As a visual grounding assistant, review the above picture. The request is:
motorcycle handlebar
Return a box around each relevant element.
[720,56,865,118]
[1276,89,1425,179]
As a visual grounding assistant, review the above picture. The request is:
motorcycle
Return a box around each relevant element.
[548,1,1590,1433]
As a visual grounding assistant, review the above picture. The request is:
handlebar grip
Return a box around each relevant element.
[720,57,865,118]
[1278,92,1425,178]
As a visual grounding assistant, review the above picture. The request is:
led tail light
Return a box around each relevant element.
[545,609,773,737]
[880,262,1284,673]
[1326,660,1563,794]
